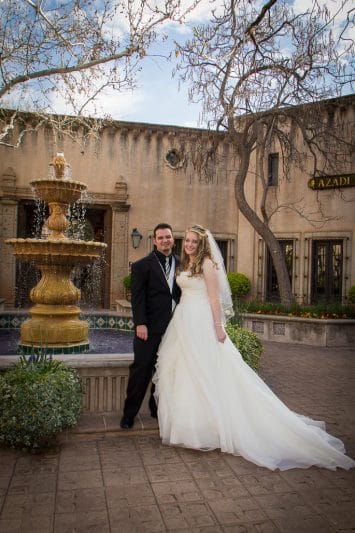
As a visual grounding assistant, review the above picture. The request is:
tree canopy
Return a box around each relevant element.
[176,0,354,125]
[0,0,199,133]
[175,0,354,305]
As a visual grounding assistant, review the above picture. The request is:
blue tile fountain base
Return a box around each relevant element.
[0,329,133,356]
[0,311,134,356]
[17,341,91,356]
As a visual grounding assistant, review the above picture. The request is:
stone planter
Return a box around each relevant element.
[242,313,355,347]
[115,299,132,317]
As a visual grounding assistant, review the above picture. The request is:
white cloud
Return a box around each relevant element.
[101,0,215,41]
[4,0,351,128]
[46,76,146,120]
[100,88,145,120]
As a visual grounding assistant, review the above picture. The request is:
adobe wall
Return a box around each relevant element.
[0,97,354,309]
[0,119,240,308]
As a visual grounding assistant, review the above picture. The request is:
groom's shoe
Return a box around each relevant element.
[120,416,134,429]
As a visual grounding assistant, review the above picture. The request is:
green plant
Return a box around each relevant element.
[227,272,251,298]
[229,299,247,327]
[243,300,355,319]
[123,273,132,290]
[348,286,355,304]
[0,354,83,450]
[225,323,263,371]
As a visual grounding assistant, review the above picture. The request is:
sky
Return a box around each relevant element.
[1,0,352,130]
[57,10,210,128]
[52,1,213,129]
[82,32,206,129]
[61,0,353,129]
[90,0,223,128]
[111,47,204,128]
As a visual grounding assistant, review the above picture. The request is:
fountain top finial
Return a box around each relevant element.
[51,152,67,179]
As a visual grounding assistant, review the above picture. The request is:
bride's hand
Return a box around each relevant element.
[215,323,226,343]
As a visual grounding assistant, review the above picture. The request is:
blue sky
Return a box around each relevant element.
[73,0,353,128]
[69,21,207,128]
[118,52,203,128]
[1,0,352,129]
[51,4,211,128]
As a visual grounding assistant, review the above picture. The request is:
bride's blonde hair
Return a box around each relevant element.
[180,224,217,276]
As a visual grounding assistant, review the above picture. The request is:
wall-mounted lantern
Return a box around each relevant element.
[131,228,143,249]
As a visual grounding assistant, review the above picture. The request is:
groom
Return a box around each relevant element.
[120,223,181,429]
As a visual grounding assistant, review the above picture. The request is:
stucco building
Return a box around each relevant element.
[1,94,354,310]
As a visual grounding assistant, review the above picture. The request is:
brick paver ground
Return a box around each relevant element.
[0,341,354,532]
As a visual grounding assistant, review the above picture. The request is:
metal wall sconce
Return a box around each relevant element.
[131,228,143,249]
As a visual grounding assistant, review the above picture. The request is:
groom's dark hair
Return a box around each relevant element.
[153,223,173,237]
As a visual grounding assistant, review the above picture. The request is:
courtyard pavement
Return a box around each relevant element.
[0,341,354,532]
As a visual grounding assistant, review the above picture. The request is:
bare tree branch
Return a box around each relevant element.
[0,0,201,143]
[175,0,354,305]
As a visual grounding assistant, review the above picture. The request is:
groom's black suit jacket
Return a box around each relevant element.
[131,251,181,335]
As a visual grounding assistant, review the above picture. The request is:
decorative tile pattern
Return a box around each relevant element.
[0,317,8,328]
[18,343,90,355]
[85,316,95,328]
[95,317,105,328]
[108,317,116,328]
[0,312,134,333]
[11,317,22,328]
[252,320,264,334]
[273,322,286,336]
[0,313,28,329]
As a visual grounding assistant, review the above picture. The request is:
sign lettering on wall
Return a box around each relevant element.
[308,174,355,190]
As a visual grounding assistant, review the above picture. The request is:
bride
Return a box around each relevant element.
[153,224,355,471]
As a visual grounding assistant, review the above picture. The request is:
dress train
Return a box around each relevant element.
[153,273,355,471]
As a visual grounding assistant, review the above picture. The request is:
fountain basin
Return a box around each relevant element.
[5,238,107,350]
[19,304,88,351]
[0,326,134,356]
[31,178,87,204]
[5,153,108,353]
[5,238,106,264]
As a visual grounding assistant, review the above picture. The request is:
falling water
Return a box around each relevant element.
[5,153,107,353]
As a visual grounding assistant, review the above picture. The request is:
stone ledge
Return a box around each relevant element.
[61,412,159,438]
[0,353,136,415]
[115,299,132,316]
[242,313,355,347]
[0,353,133,368]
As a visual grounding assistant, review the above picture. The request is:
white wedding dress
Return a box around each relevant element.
[154,272,355,471]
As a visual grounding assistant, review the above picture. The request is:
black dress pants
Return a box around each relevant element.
[123,333,161,419]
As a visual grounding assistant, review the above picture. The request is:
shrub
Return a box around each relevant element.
[225,323,263,371]
[227,272,251,298]
[123,273,132,290]
[0,354,83,450]
[244,300,355,319]
[349,286,355,304]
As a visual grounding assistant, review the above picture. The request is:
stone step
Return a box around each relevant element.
[60,412,159,443]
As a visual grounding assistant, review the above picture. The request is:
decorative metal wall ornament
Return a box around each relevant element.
[164,149,186,169]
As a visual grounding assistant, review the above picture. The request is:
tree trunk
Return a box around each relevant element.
[234,148,294,307]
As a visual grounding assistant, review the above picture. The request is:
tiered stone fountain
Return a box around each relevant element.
[5,153,107,354]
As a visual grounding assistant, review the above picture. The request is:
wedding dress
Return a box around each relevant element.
[154,272,355,471]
